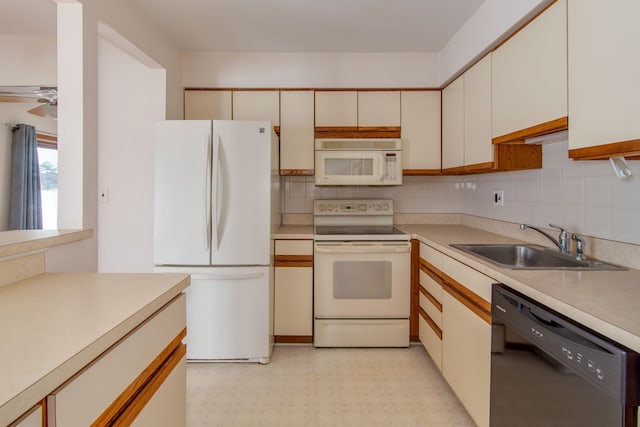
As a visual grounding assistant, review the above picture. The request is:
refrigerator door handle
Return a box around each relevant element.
[190,272,266,281]
[211,133,221,251]
[202,133,212,252]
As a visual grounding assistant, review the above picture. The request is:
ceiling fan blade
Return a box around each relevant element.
[0,95,37,103]
[28,104,49,117]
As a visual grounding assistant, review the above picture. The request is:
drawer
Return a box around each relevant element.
[275,239,313,255]
[419,291,442,330]
[48,294,186,427]
[419,314,442,371]
[442,256,494,302]
[420,242,443,270]
[419,269,443,304]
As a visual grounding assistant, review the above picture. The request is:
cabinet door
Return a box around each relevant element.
[464,54,493,167]
[358,91,400,127]
[274,240,313,340]
[401,91,441,171]
[184,90,232,120]
[9,405,42,427]
[280,91,315,172]
[315,91,357,127]
[442,292,491,427]
[442,75,464,171]
[568,0,640,152]
[492,0,567,139]
[232,90,280,126]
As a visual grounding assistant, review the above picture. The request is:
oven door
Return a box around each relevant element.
[314,241,410,318]
[314,150,401,186]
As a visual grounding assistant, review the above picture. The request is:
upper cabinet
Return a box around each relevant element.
[491,0,568,144]
[442,75,465,172]
[357,91,401,127]
[279,90,315,174]
[184,90,232,120]
[232,90,280,126]
[401,91,441,174]
[442,53,542,174]
[463,54,493,170]
[314,90,401,138]
[315,91,358,127]
[567,0,640,159]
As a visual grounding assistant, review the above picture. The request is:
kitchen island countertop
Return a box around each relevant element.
[398,224,640,354]
[0,272,189,425]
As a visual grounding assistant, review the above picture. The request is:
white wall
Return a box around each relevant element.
[183,52,440,88]
[0,35,56,85]
[97,36,164,272]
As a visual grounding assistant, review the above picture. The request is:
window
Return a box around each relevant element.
[37,133,57,230]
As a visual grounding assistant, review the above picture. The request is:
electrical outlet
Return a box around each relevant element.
[493,190,504,206]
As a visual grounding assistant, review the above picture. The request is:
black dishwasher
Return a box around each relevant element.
[490,284,639,427]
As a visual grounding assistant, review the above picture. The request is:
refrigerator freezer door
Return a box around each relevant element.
[154,120,211,266]
[211,121,272,266]
[184,266,272,362]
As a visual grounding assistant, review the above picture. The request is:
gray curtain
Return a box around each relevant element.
[9,124,42,230]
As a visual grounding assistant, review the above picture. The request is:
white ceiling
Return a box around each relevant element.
[0,0,486,53]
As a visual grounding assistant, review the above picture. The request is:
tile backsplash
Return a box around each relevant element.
[282,141,640,245]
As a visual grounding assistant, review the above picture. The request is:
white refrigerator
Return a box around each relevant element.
[153,120,280,363]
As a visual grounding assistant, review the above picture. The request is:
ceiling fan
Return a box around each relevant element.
[0,86,58,119]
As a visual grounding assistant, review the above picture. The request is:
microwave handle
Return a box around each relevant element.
[379,155,385,182]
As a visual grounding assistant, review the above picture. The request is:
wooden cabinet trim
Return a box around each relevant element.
[280,169,314,176]
[314,126,401,138]
[419,284,443,313]
[419,307,443,340]
[568,138,640,160]
[410,239,420,342]
[441,273,492,324]
[275,335,313,344]
[492,116,568,145]
[419,258,445,285]
[403,169,442,176]
[274,255,313,267]
[91,328,186,427]
[111,343,186,426]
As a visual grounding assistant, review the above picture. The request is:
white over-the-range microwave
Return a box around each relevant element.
[314,138,403,186]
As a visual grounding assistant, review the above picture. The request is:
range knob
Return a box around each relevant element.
[358,203,367,212]
[381,203,389,211]
[326,204,334,212]
[317,204,325,212]
[374,204,381,211]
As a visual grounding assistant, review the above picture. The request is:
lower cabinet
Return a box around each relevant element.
[274,239,313,343]
[46,294,187,427]
[417,242,492,427]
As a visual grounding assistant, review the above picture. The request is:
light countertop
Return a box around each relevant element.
[0,272,189,425]
[274,225,314,239]
[398,224,640,354]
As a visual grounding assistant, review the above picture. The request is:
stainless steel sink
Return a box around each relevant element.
[450,244,626,270]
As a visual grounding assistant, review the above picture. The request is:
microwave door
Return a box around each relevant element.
[315,151,381,185]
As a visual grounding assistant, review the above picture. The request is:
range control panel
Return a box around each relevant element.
[313,199,393,215]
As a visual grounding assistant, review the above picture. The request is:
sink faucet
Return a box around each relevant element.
[520,223,570,254]
[572,234,586,261]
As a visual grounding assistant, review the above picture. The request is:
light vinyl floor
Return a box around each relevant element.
[187,344,476,427]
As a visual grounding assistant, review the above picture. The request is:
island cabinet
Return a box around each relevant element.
[441,255,492,427]
[184,89,232,120]
[274,240,313,343]
[314,90,401,138]
[491,0,567,144]
[279,90,315,175]
[9,404,43,427]
[46,295,187,427]
[401,91,441,175]
[567,0,640,159]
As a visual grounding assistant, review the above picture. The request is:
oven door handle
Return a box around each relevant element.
[315,243,410,254]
